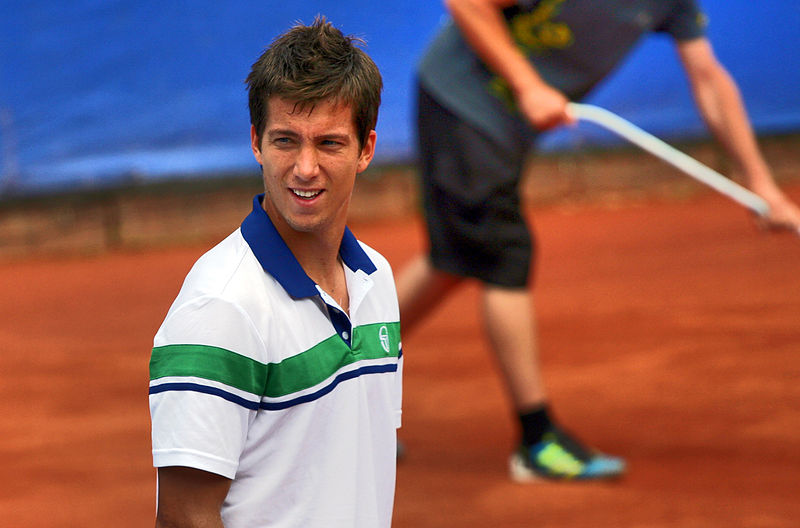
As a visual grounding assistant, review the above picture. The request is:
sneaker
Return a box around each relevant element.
[509,427,625,482]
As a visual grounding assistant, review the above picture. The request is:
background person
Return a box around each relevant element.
[398,0,800,482]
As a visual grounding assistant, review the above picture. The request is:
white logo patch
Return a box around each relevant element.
[379,325,390,353]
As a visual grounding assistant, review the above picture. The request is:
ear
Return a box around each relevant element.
[250,125,263,164]
[356,130,377,174]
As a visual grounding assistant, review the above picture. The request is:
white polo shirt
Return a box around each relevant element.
[149,195,403,527]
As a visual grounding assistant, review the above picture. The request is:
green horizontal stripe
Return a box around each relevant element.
[150,344,267,395]
[267,321,400,398]
[150,321,400,398]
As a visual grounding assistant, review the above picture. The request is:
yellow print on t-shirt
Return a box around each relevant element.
[510,0,573,52]
[490,0,573,109]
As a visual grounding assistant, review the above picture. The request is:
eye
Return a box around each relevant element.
[321,137,349,150]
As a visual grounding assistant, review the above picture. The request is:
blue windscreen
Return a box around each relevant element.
[1,1,798,194]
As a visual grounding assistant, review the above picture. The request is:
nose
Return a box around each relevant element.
[293,144,320,180]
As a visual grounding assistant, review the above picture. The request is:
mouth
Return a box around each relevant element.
[291,188,322,200]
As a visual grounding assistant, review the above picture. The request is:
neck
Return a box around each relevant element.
[302,250,348,314]
[285,227,343,277]
[275,223,349,313]
[261,204,350,311]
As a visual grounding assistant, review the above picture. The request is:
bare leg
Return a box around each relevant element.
[397,255,547,409]
[481,284,626,481]
[396,254,463,333]
[481,284,547,410]
[400,259,625,479]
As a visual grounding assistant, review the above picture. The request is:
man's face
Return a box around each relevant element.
[251,97,376,240]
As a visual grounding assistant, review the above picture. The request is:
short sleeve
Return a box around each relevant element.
[655,0,707,41]
[149,297,267,478]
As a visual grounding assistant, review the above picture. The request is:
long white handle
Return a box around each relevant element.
[567,103,770,217]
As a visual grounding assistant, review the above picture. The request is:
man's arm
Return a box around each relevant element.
[155,466,232,528]
[676,37,800,231]
[445,0,575,130]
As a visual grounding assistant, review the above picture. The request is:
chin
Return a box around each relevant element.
[286,216,328,234]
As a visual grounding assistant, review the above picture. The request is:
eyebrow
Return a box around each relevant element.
[267,128,299,139]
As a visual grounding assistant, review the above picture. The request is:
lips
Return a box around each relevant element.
[292,188,322,199]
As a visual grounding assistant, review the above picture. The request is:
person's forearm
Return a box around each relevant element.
[679,40,772,189]
[155,467,229,528]
[678,38,800,230]
[445,0,572,128]
[446,0,546,95]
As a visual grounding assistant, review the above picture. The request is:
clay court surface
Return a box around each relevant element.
[1,183,799,527]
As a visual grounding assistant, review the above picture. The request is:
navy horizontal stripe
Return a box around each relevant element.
[149,382,260,410]
[149,362,398,411]
[261,363,398,411]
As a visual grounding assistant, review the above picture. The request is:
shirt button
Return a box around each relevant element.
[342,331,350,340]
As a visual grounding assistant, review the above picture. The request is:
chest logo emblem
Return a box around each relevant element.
[379,325,390,353]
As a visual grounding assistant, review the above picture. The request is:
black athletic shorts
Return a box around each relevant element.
[416,84,535,288]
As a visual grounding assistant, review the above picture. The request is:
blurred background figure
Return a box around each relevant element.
[395,0,800,482]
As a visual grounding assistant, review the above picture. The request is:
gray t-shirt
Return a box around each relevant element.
[418,0,707,148]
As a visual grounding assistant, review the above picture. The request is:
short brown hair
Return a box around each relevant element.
[245,15,383,149]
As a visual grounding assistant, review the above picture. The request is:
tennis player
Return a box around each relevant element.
[149,17,402,527]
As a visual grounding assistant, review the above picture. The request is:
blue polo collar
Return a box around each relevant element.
[240,194,377,298]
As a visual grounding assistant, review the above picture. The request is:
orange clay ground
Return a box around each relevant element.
[1,183,799,527]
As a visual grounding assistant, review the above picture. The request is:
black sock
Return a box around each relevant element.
[518,404,553,447]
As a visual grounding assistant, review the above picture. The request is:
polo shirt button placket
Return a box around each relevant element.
[327,303,353,348]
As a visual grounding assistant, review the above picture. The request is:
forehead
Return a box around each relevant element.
[266,97,356,134]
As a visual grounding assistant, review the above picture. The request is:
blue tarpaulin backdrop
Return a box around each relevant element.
[1,1,799,195]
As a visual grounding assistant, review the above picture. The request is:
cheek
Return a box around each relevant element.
[259,162,283,194]
[260,154,287,179]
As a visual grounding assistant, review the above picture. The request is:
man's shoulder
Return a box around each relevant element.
[171,228,268,312]
[154,228,274,356]
[187,229,252,282]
